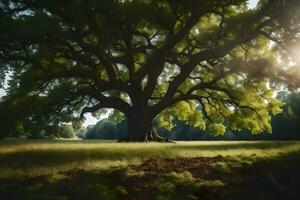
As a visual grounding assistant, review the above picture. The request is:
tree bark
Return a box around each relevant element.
[123,89,172,142]
[125,112,172,142]
[146,127,172,142]
[127,113,152,141]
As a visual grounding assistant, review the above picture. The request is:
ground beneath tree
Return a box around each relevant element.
[1,154,300,200]
[130,155,300,200]
[131,155,225,179]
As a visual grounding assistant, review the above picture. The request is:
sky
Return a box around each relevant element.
[0,0,259,127]
[249,0,259,9]
[0,89,4,97]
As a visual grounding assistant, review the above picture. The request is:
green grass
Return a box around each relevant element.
[1,140,300,200]
[1,140,300,178]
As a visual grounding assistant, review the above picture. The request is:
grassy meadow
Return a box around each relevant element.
[1,140,300,199]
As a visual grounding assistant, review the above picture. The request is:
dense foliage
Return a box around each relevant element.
[0,0,299,140]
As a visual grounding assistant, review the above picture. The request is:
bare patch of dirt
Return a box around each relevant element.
[131,155,226,179]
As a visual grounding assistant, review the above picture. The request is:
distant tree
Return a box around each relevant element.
[85,119,116,139]
[57,124,76,138]
[85,119,127,139]
[24,124,75,139]
[0,0,299,141]
[76,127,88,139]
[269,92,300,140]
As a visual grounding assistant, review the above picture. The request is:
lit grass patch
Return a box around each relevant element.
[211,155,257,173]
[157,171,224,200]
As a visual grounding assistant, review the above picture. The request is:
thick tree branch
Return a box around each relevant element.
[75,88,131,116]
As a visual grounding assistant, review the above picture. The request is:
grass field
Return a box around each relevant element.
[1,140,300,200]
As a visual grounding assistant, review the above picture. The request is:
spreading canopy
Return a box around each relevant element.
[0,0,299,139]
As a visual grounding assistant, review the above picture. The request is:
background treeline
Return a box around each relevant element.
[13,124,76,139]
[3,91,300,140]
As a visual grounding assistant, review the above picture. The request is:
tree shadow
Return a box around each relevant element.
[0,147,161,169]
[0,167,150,200]
[170,141,299,151]
[1,150,300,200]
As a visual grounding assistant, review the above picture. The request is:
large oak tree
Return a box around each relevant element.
[0,0,299,141]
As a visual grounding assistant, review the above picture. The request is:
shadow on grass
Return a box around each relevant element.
[1,149,300,200]
[0,147,171,170]
[0,161,227,200]
[0,167,148,200]
[220,150,300,200]
[170,141,300,151]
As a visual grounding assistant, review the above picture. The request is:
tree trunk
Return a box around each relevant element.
[126,113,172,142]
[123,92,172,142]
[146,127,172,142]
[127,113,152,141]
